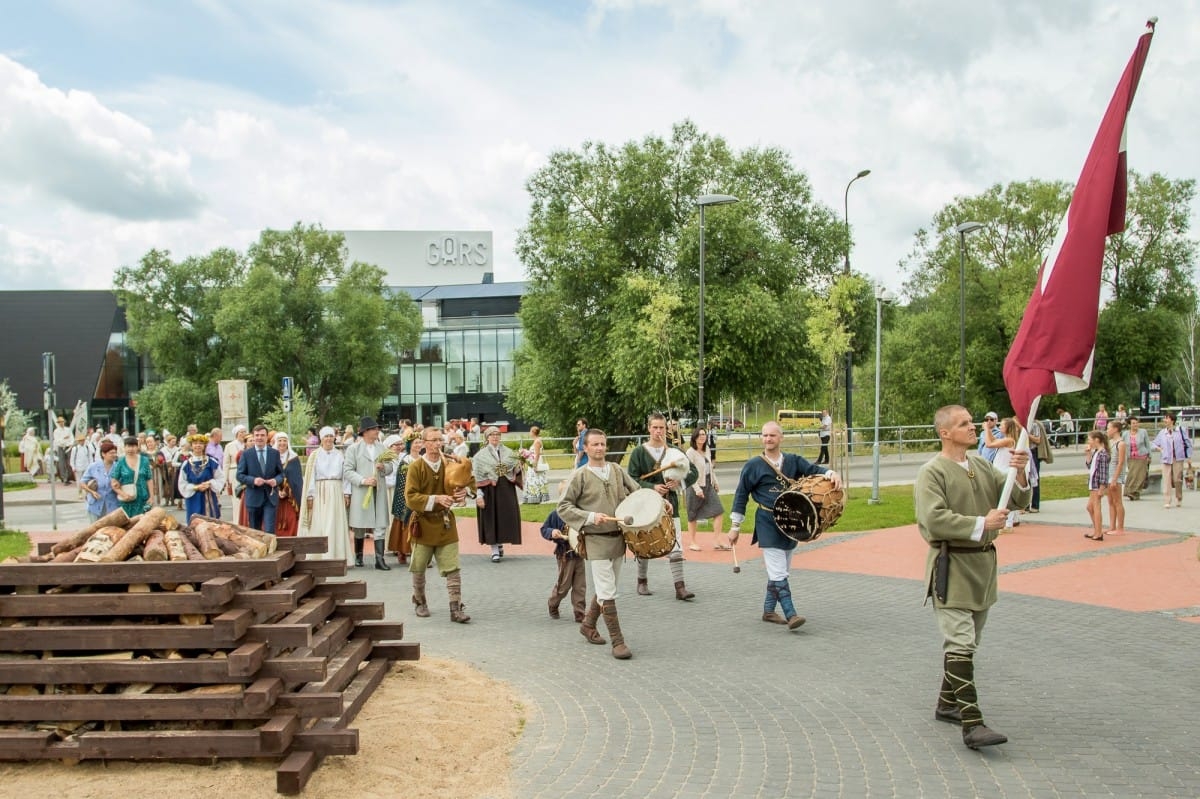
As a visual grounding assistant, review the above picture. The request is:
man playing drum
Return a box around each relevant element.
[627,413,699,600]
[557,429,642,659]
[728,422,843,630]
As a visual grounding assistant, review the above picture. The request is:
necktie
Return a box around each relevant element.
[259,448,266,471]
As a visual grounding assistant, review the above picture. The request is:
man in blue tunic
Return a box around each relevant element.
[729,422,842,629]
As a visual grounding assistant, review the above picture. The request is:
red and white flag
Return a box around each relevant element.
[1002,19,1156,429]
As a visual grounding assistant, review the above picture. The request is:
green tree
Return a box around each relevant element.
[117,224,422,431]
[133,377,221,436]
[1,380,31,443]
[261,386,318,445]
[507,121,843,440]
[888,173,1197,422]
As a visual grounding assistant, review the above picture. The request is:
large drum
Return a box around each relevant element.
[616,488,676,559]
[771,475,845,543]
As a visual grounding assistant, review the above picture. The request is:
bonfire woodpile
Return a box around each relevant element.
[0,513,419,794]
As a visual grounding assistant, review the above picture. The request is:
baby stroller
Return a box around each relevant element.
[1046,420,1069,449]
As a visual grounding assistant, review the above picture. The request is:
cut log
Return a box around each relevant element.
[51,546,85,563]
[142,530,168,562]
[191,519,269,559]
[164,530,189,562]
[191,516,277,554]
[99,508,169,563]
[187,525,222,560]
[74,527,129,563]
[49,509,131,555]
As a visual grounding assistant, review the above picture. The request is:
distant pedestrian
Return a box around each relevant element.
[1105,420,1127,534]
[81,440,120,521]
[1151,412,1192,509]
[1084,430,1110,541]
[1122,416,1152,500]
[816,409,832,465]
[19,427,42,477]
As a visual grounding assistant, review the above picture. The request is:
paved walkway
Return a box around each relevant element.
[5,482,1199,797]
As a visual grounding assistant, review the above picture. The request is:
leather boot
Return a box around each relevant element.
[579,597,605,645]
[935,653,962,723]
[353,537,364,568]
[601,599,632,659]
[447,570,470,623]
[636,579,652,596]
[674,581,695,601]
[411,572,430,618]
[946,651,1007,748]
[374,543,391,571]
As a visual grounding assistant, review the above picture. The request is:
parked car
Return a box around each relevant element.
[706,415,744,431]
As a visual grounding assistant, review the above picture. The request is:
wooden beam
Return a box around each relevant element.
[287,559,347,579]
[0,552,294,587]
[231,573,316,613]
[332,601,385,621]
[370,642,421,662]
[212,608,255,645]
[276,750,319,795]
[276,537,331,556]
[226,641,268,677]
[258,714,299,754]
[311,580,368,600]
[349,621,406,641]
[0,690,336,721]
[301,637,372,694]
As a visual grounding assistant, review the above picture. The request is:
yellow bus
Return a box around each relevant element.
[776,409,823,430]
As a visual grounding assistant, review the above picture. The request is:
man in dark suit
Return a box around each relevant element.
[236,424,284,532]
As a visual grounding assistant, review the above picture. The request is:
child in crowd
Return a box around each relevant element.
[540,507,586,623]
[1084,430,1110,541]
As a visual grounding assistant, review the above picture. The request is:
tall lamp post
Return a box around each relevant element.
[955,221,984,407]
[843,169,871,450]
[870,285,896,504]
[696,193,739,429]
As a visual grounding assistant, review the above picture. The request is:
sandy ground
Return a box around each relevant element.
[0,657,523,798]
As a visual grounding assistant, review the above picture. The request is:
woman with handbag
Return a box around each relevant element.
[685,427,726,550]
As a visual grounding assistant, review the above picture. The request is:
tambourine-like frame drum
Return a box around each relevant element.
[567,527,586,558]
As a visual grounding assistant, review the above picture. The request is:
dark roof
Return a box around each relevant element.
[390,281,527,301]
[0,291,119,411]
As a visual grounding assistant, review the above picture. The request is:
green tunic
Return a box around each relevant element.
[914,453,1030,611]
[627,444,698,518]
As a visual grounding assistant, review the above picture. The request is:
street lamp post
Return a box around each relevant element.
[696,193,739,430]
[870,285,896,505]
[843,169,870,451]
[955,221,984,407]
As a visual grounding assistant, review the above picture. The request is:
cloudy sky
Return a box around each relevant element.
[1,1,1196,295]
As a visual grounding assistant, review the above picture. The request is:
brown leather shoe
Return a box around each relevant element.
[786,614,806,630]
[762,612,788,625]
[962,724,1008,749]
[674,581,695,601]
[636,579,652,596]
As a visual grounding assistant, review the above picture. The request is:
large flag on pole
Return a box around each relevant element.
[1002,19,1156,430]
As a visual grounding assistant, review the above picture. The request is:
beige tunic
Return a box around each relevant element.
[557,464,641,560]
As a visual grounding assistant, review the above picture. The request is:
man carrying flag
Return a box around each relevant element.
[919,19,1156,751]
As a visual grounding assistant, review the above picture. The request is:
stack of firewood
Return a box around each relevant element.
[4,511,276,565]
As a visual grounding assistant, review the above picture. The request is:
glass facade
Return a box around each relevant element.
[382,311,523,429]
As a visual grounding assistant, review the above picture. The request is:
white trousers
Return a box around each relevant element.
[762,547,794,581]
[589,557,624,601]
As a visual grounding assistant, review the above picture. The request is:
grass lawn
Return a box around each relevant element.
[0,528,31,560]
[1,481,36,492]
[455,474,1092,535]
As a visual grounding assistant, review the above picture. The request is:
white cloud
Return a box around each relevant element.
[0,55,204,221]
[0,0,1196,296]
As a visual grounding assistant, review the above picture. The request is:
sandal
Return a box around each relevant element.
[713,544,732,551]
[688,545,702,552]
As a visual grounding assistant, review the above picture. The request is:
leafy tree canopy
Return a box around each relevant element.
[115,223,422,432]
[885,172,1197,424]
[507,121,844,439]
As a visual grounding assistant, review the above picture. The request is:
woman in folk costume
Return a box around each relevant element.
[19,428,42,477]
[472,426,523,563]
[177,433,225,523]
[522,426,550,504]
[270,432,303,537]
[387,435,419,565]
[299,426,352,562]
